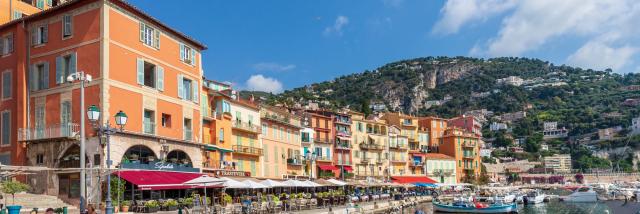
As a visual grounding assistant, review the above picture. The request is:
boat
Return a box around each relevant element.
[523,190,545,204]
[433,201,518,213]
[562,186,598,202]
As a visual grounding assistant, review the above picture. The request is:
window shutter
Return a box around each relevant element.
[42,25,48,43]
[0,38,4,55]
[7,35,12,53]
[177,74,184,99]
[179,44,185,61]
[190,50,196,65]
[2,72,11,99]
[29,65,35,91]
[156,66,164,91]
[192,81,198,103]
[31,28,37,45]
[70,52,77,75]
[139,23,145,42]
[43,62,49,89]
[136,58,144,85]
[154,30,160,49]
[55,56,63,84]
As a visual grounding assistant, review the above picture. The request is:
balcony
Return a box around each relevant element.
[232,145,263,156]
[336,130,351,137]
[314,138,333,144]
[334,117,352,125]
[262,112,299,127]
[232,121,260,133]
[18,123,79,142]
[389,143,408,150]
[287,158,304,166]
[335,160,351,166]
[430,169,455,176]
[360,158,370,164]
[335,142,352,150]
[390,158,406,164]
[462,142,476,148]
[143,121,155,135]
[203,108,216,120]
[315,156,333,162]
[409,161,424,167]
[464,165,475,170]
[359,143,383,150]
[463,153,476,159]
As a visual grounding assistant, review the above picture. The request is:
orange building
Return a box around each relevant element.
[418,116,448,152]
[305,110,338,178]
[2,0,206,206]
[439,127,481,182]
[260,105,303,179]
[0,0,59,24]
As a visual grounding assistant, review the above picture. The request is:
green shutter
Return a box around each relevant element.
[139,23,145,42]
[191,49,196,65]
[177,74,184,99]
[154,30,160,49]
[179,44,185,61]
[55,56,63,84]
[156,66,164,91]
[136,58,144,85]
[192,81,198,102]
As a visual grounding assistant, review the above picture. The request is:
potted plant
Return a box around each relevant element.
[169,158,178,163]
[163,199,178,211]
[54,208,64,214]
[129,154,139,161]
[223,194,232,206]
[120,201,131,213]
[144,200,159,213]
[147,156,156,162]
[112,201,120,213]
[1,180,30,214]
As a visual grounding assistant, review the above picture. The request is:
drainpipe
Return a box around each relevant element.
[23,19,31,141]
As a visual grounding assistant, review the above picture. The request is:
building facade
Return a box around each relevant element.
[260,105,303,179]
[351,112,387,179]
[228,94,262,177]
[387,125,408,176]
[305,110,337,178]
[333,112,353,179]
[418,116,448,152]
[424,153,456,184]
[439,128,481,182]
[543,154,572,173]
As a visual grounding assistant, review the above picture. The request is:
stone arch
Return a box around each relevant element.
[122,145,158,164]
[166,150,192,167]
[56,144,88,168]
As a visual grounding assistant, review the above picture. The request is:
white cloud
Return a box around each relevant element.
[245,75,284,93]
[432,0,517,35]
[252,62,296,72]
[435,0,640,72]
[324,16,349,36]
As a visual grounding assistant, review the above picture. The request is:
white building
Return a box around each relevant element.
[490,122,508,131]
[544,154,572,173]
[496,76,524,86]
[543,122,568,139]
[424,153,457,184]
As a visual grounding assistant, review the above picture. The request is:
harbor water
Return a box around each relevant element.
[405,201,640,213]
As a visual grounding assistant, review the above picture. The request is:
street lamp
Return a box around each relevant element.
[305,151,317,178]
[67,72,91,213]
[87,105,127,214]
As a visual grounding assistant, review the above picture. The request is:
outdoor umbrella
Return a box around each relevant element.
[303,180,323,187]
[243,180,269,189]
[183,175,225,212]
[260,179,287,188]
[219,177,251,189]
[326,178,347,186]
[282,179,310,187]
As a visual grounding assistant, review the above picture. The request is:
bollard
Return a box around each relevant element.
[178,206,183,214]
[62,207,67,214]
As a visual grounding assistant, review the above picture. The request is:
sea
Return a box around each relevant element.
[405,201,640,214]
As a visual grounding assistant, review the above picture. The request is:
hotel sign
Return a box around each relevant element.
[210,170,251,177]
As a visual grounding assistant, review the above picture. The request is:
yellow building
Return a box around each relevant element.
[381,112,429,175]
[351,112,388,179]
[260,105,303,179]
[387,125,408,176]
[227,94,262,177]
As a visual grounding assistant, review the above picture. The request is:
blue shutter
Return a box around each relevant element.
[55,56,63,84]
[190,50,196,65]
[156,66,164,91]
[70,52,77,75]
[326,148,331,159]
[179,44,185,62]
[43,62,49,89]
[177,74,184,99]
[136,58,144,85]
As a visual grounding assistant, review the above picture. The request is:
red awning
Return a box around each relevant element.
[115,170,223,190]
[343,166,353,171]
[391,176,437,184]
[318,165,339,171]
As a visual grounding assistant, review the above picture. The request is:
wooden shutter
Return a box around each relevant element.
[29,65,35,91]
[192,81,198,103]
[156,66,164,91]
[177,74,184,99]
[43,62,49,89]
[136,58,144,85]
[42,25,48,43]
[139,22,145,42]
[7,35,12,53]
[31,28,37,46]
[154,29,160,49]
[70,52,77,75]
[55,56,63,84]
[0,38,4,55]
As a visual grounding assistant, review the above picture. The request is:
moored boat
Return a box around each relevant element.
[523,190,546,204]
[562,186,598,202]
[433,201,518,213]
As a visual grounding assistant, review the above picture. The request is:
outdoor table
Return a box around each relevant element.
[361,195,369,202]
[351,196,359,202]
[372,195,380,200]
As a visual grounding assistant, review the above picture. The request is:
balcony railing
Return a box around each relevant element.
[391,158,405,163]
[409,161,424,167]
[18,123,79,142]
[336,130,351,136]
[463,142,476,147]
[360,158,370,164]
[143,121,155,135]
[314,138,333,144]
[335,160,351,166]
[316,156,332,162]
[360,143,383,150]
[463,153,476,159]
[262,113,299,127]
[375,158,384,164]
[301,137,311,143]
[287,158,304,166]
[389,143,408,150]
[232,121,260,133]
[334,118,352,125]
[335,142,352,150]
[232,145,263,156]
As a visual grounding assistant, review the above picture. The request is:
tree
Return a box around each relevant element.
[360,99,372,117]
[110,177,126,202]
[1,180,30,205]
[493,131,513,148]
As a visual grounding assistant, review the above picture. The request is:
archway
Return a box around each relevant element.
[166,150,192,167]
[56,144,86,204]
[122,145,158,164]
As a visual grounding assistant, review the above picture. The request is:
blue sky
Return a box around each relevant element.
[128,0,640,93]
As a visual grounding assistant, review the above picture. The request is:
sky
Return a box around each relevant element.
[128,0,640,93]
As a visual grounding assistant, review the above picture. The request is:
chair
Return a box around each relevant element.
[257,202,269,214]
[309,198,317,209]
[297,199,307,210]
[269,201,282,213]
[232,204,242,214]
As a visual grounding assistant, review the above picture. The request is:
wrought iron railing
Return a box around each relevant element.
[18,123,79,141]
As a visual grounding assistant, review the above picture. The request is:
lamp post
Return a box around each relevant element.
[67,72,92,213]
[87,105,128,214]
[305,151,317,178]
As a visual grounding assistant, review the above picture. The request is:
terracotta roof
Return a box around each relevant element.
[423,153,455,160]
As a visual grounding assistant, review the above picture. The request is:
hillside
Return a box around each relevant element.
[248,56,640,171]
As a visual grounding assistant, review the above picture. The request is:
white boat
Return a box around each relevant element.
[563,186,598,202]
[523,190,545,204]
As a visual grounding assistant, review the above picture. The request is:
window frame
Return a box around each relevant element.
[139,22,160,49]
[0,34,14,56]
[1,111,10,146]
[62,14,73,39]
[1,70,11,100]
[32,24,48,46]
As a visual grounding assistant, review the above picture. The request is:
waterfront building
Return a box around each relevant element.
[440,128,481,182]
[424,153,456,184]
[227,93,262,177]
[418,116,447,152]
[0,0,60,24]
[260,105,303,179]
[448,115,482,137]
[6,0,206,206]
[333,111,353,179]
[387,125,408,176]
[304,110,337,178]
[351,111,387,179]
[544,154,572,173]
[382,113,428,175]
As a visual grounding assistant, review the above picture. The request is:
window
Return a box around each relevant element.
[93,154,101,166]
[272,125,277,138]
[36,154,44,165]
[161,113,171,127]
[12,11,24,20]
[177,75,197,102]
[136,59,163,90]
[2,71,11,99]
[280,127,284,140]
[218,128,224,142]
[36,0,44,9]
[139,22,160,49]
[0,34,13,55]
[31,24,48,46]
[46,0,52,6]
[62,14,72,38]
[143,109,155,134]
[31,63,49,91]
[60,101,71,135]
[183,118,192,140]
[180,44,196,65]
[261,123,267,135]
[1,111,9,145]
[55,53,76,84]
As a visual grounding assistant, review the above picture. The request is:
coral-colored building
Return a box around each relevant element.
[260,105,303,179]
[418,116,448,152]
[439,127,481,182]
[305,110,338,178]
[2,0,206,206]
[0,0,59,25]
[448,115,482,137]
